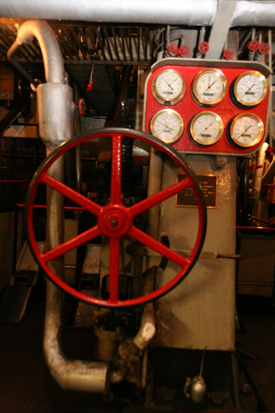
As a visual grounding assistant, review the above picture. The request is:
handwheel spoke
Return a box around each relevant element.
[108,237,120,302]
[41,172,101,216]
[130,176,193,217]
[110,134,122,205]
[129,226,188,268]
[43,225,102,262]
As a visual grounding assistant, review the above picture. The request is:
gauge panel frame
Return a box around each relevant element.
[151,69,186,105]
[233,70,268,107]
[150,108,184,144]
[191,68,228,106]
[143,59,269,156]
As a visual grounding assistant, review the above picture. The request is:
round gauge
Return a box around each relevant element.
[152,69,186,105]
[192,69,227,106]
[230,114,264,148]
[233,71,268,107]
[189,112,223,146]
[150,109,184,144]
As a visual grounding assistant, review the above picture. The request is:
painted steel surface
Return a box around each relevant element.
[144,63,269,155]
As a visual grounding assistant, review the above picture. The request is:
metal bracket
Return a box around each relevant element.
[205,0,237,60]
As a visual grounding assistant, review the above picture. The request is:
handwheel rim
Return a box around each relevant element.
[24,128,207,308]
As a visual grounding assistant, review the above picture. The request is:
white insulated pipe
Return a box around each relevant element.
[1,0,275,27]
[8,20,64,85]
[7,21,110,393]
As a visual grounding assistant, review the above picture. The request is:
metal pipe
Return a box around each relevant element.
[262,155,275,188]
[7,20,64,85]
[15,20,110,393]
[146,149,163,239]
[109,366,128,384]
[44,280,109,392]
[133,267,156,351]
[1,1,275,26]
[251,142,269,213]
[73,84,82,194]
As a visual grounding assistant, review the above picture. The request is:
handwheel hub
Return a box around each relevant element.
[98,204,132,237]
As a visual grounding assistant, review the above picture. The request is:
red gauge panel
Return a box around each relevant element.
[144,64,269,155]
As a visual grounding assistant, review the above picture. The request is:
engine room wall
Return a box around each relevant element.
[156,154,236,351]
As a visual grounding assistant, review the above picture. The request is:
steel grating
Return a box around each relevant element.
[0,21,157,65]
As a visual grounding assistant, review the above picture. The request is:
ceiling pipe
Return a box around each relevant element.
[1,0,275,27]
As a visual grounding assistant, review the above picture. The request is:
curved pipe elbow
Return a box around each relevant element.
[44,342,110,393]
[44,282,109,393]
[12,20,64,84]
[133,302,156,351]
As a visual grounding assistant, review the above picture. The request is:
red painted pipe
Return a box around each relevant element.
[17,203,84,210]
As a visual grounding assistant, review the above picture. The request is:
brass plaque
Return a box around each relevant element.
[176,174,217,208]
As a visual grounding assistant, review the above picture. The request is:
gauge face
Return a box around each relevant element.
[152,69,186,105]
[233,71,268,106]
[230,114,264,148]
[190,112,223,146]
[150,109,184,144]
[192,69,227,106]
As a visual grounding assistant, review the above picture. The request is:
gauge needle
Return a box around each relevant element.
[238,124,252,139]
[199,121,214,136]
[204,80,216,93]
[161,76,174,91]
[241,83,255,98]
[158,121,173,131]
[168,78,177,88]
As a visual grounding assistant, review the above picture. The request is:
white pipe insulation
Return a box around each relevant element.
[7,20,110,393]
[1,0,275,27]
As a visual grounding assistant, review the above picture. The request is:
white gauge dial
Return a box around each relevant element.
[152,69,186,105]
[230,114,264,148]
[190,112,223,146]
[234,71,267,106]
[192,69,227,106]
[150,109,184,144]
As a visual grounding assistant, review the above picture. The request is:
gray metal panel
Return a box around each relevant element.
[155,155,236,350]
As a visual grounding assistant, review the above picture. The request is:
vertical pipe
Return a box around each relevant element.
[252,141,269,215]
[7,21,110,392]
[73,84,82,193]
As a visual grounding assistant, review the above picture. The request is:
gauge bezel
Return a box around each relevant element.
[230,113,264,148]
[192,68,228,106]
[233,70,268,107]
[150,109,184,144]
[189,111,224,146]
[152,69,186,105]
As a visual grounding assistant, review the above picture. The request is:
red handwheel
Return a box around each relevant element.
[25,128,206,308]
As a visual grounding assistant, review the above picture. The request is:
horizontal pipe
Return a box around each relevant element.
[1,0,275,26]
[18,204,85,210]
[0,1,217,25]
[0,180,31,183]
[237,226,275,231]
